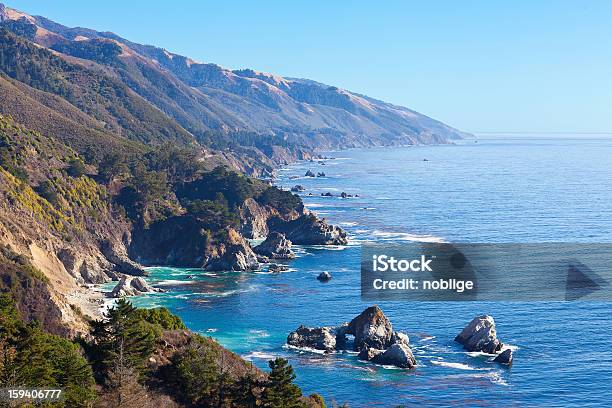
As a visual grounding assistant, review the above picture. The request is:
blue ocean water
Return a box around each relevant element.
[131,137,612,407]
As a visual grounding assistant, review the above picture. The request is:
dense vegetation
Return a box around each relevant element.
[0,295,96,407]
[0,28,194,145]
[0,294,323,407]
[0,17,328,407]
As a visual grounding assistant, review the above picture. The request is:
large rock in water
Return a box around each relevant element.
[455,315,503,353]
[345,305,394,350]
[268,213,348,245]
[287,306,416,368]
[254,232,295,259]
[286,325,338,353]
[371,343,417,369]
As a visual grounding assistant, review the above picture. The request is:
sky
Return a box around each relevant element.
[5,0,612,134]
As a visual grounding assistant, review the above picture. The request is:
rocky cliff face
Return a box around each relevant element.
[268,213,348,245]
[131,199,345,270]
[0,115,149,332]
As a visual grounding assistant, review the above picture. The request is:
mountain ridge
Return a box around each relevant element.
[0,2,468,154]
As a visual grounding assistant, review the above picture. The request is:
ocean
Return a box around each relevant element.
[130,136,612,407]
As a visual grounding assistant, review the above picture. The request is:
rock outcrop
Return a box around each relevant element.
[493,349,513,365]
[204,231,259,272]
[268,263,289,273]
[370,343,417,368]
[101,240,147,277]
[269,214,347,245]
[305,170,316,177]
[287,325,338,353]
[239,198,274,239]
[291,185,305,192]
[254,232,295,259]
[455,315,503,354]
[346,305,394,350]
[287,306,415,368]
[317,271,332,282]
[110,276,163,298]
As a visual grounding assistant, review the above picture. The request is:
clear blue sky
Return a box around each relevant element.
[6,0,612,133]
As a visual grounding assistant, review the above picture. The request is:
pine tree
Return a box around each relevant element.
[233,363,260,408]
[90,299,156,379]
[99,338,150,408]
[170,343,220,406]
[261,358,305,408]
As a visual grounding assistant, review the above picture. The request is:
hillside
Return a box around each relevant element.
[0,2,467,162]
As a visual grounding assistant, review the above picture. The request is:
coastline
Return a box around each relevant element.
[90,140,612,406]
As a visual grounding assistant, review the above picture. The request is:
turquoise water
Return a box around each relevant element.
[131,137,612,407]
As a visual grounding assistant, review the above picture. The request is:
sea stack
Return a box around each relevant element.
[455,315,503,354]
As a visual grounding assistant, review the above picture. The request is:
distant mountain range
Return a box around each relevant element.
[0,2,467,164]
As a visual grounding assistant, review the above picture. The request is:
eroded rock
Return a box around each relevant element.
[371,343,417,369]
[494,348,513,365]
[287,325,337,353]
[269,214,347,245]
[346,305,394,351]
[254,232,294,259]
[317,271,332,282]
[455,315,503,354]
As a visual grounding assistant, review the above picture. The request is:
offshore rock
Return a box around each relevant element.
[391,331,410,345]
[254,232,295,259]
[305,170,316,177]
[268,263,289,273]
[494,349,513,365]
[269,213,347,245]
[455,315,503,354]
[346,305,394,351]
[287,306,416,369]
[287,325,337,353]
[317,271,332,282]
[357,345,384,361]
[371,343,417,369]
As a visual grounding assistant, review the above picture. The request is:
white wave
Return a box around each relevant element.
[502,344,519,352]
[339,221,358,226]
[243,351,276,361]
[206,328,217,333]
[304,203,328,208]
[371,230,446,243]
[361,207,376,211]
[283,344,327,355]
[155,279,198,286]
[304,244,348,251]
[430,361,492,371]
[419,335,436,341]
[248,329,270,337]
